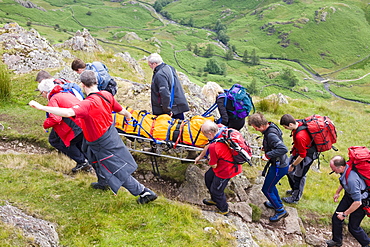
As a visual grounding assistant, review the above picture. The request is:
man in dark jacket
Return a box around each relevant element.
[248,113,289,222]
[216,90,245,131]
[29,70,157,204]
[147,53,189,120]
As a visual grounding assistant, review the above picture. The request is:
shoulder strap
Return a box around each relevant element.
[88,92,111,104]
[90,63,105,90]
[295,120,307,134]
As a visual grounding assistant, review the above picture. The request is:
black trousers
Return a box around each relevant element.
[204,168,230,212]
[332,192,370,246]
[49,129,86,164]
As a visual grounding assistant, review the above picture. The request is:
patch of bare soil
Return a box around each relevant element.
[0,139,50,155]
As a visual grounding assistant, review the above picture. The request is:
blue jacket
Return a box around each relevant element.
[150,63,189,116]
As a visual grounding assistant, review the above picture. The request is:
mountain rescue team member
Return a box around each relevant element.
[37,79,90,173]
[147,53,189,120]
[326,155,370,247]
[201,120,242,216]
[194,83,245,165]
[248,113,289,222]
[29,70,157,204]
[279,114,319,204]
[71,58,117,96]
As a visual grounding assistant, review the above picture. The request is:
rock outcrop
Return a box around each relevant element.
[54,28,104,52]
[0,202,59,247]
[0,23,64,74]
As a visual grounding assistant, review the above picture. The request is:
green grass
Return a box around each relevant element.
[0,154,235,246]
[2,0,370,89]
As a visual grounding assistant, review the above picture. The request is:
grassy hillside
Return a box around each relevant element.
[160,0,370,70]
[1,0,370,101]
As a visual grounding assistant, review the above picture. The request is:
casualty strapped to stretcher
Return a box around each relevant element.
[113,108,214,148]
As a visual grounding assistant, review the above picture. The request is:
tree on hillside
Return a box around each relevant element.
[217,30,229,45]
[204,44,214,58]
[220,62,227,76]
[250,49,260,65]
[247,78,258,95]
[242,50,249,63]
[193,45,200,55]
[281,68,298,87]
[188,17,194,27]
[161,11,172,20]
[225,49,233,60]
[231,45,236,52]
[214,20,226,32]
[153,0,172,12]
[187,42,192,51]
[204,59,223,75]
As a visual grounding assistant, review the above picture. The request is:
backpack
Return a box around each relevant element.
[53,78,85,101]
[345,146,370,216]
[345,146,370,187]
[212,126,253,166]
[88,62,118,96]
[219,84,255,119]
[296,114,337,152]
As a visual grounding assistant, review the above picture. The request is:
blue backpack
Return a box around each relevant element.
[87,62,118,95]
[53,78,85,101]
[219,84,255,119]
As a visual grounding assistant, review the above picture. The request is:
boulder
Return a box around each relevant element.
[0,23,63,73]
[0,202,59,247]
[54,28,104,52]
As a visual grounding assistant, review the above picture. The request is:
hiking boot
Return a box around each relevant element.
[203,199,217,206]
[90,182,110,191]
[269,209,289,222]
[215,209,229,216]
[326,239,342,247]
[137,188,158,204]
[282,196,299,204]
[286,189,293,195]
[264,201,275,209]
[72,161,90,173]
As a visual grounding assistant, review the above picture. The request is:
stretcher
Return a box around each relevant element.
[113,110,260,176]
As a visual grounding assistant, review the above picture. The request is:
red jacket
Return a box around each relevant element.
[208,142,242,179]
[43,86,83,147]
[292,122,313,158]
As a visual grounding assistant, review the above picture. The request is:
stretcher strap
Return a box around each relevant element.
[173,120,187,148]
[126,117,160,144]
[137,110,150,137]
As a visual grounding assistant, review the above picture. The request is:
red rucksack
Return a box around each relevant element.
[296,115,337,152]
[345,146,370,216]
[212,126,253,166]
[345,146,370,187]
